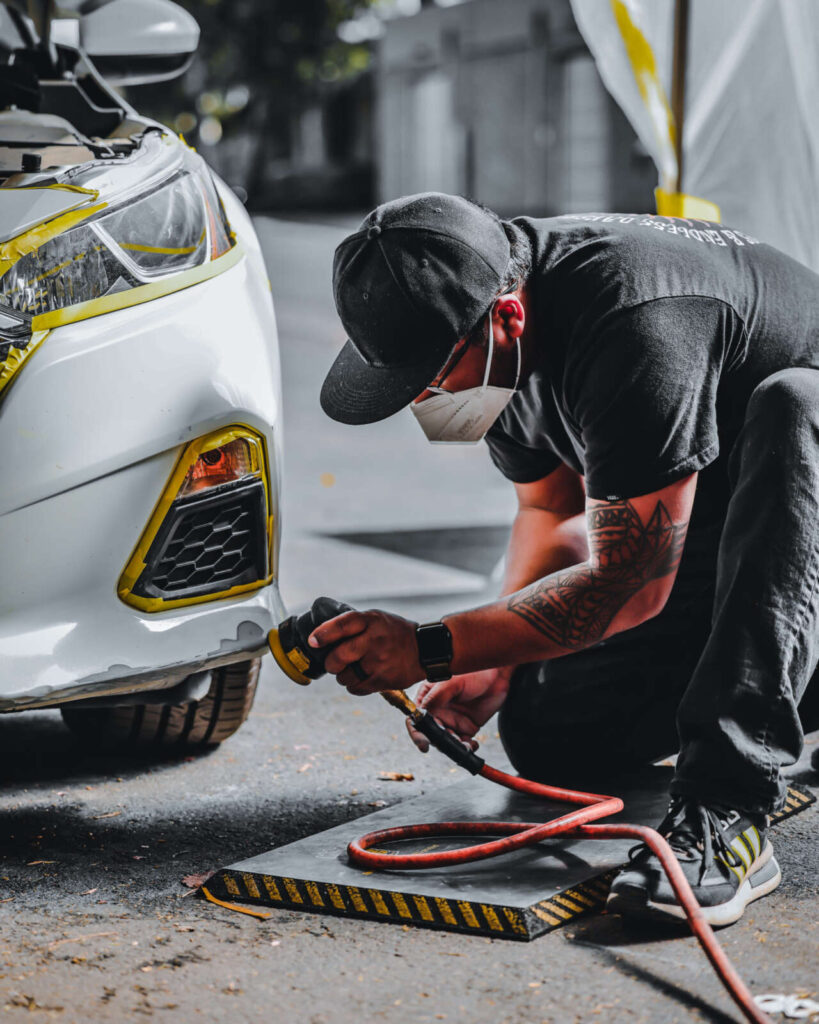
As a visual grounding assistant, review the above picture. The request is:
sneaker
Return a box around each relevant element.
[607,797,781,927]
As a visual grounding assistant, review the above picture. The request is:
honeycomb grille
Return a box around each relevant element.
[132,478,268,601]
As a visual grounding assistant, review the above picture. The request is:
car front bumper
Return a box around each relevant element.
[0,243,284,710]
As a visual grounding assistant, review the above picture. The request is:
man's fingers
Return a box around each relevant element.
[414,681,436,707]
[336,665,377,694]
[308,611,368,650]
[324,634,369,675]
[405,716,429,753]
[417,676,464,710]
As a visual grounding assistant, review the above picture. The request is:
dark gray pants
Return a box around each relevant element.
[499,368,819,815]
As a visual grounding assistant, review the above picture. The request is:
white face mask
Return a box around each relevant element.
[410,314,521,445]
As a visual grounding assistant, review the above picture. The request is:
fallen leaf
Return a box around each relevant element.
[7,995,64,1013]
[27,860,55,865]
[379,772,414,782]
[297,763,312,773]
[93,811,122,820]
[80,888,98,896]
[0,897,13,903]
[182,871,214,889]
[140,965,152,973]
[368,800,388,808]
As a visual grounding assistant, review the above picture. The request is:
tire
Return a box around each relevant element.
[61,658,260,751]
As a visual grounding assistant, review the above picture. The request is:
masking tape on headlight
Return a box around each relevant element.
[12,184,101,197]
[0,202,108,277]
[28,243,243,331]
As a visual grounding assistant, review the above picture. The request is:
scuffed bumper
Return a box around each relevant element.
[0,450,284,710]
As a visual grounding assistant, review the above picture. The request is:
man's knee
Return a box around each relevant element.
[747,367,819,432]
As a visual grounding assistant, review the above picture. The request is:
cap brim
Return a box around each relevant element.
[320,339,449,425]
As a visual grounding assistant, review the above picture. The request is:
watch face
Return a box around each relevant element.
[416,623,453,678]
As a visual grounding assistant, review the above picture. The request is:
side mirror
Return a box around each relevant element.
[79,0,200,86]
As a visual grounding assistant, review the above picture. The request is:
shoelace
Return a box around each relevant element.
[630,798,745,884]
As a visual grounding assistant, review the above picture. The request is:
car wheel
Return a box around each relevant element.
[60,659,260,750]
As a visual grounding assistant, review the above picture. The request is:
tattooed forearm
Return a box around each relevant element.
[506,499,687,650]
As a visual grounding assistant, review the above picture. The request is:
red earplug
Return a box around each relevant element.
[499,301,518,318]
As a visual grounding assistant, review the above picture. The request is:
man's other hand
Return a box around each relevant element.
[308,609,425,694]
[406,667,514,752]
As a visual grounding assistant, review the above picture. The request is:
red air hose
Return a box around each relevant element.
[349,762,772,1024]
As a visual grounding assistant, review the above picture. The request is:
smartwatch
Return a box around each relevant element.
[415,621,453,682]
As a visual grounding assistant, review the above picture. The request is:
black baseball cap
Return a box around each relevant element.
[321,192,511,425]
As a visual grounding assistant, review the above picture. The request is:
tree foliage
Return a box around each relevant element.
[136,0,375,178]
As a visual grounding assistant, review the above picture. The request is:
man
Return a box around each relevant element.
[310,192,819,926]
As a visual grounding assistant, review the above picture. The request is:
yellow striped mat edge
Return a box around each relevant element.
[206,870,535,939]
[770,784,815,825]
[204,785,813,941]
[203,867,621,941]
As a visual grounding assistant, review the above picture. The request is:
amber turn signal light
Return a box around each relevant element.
[178,437,260,496]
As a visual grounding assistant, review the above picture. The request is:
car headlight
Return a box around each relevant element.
[0,166,234,318]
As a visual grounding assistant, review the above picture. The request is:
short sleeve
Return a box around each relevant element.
[568,296,737,500]
[484,421,562,483]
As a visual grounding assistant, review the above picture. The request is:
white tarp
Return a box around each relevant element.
[570,0,819,271]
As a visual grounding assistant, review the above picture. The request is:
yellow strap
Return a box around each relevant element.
[611,1,720,219]
[611,0,677,185]
[655,188,721,222]
[201,886,272,919]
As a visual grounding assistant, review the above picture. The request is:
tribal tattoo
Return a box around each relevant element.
[507,498,688,651]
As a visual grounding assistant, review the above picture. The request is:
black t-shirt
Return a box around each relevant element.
[486,213,819,530]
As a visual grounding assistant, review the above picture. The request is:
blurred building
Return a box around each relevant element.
[209,0,656,214]
[375,0,654,215]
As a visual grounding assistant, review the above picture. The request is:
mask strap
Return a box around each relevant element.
[482,310,521,392]
[480,312,494,392]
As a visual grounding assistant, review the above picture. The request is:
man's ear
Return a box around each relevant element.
[493,294,525,341]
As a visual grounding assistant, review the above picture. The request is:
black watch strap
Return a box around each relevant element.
[415,621,453,682]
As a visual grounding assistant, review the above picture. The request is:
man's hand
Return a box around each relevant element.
[309,609,425,694]
[406,666,514,752]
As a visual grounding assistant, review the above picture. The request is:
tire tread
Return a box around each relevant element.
[61,659,260,751]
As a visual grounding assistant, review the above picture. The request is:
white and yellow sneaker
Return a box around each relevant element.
[607,797,781,928]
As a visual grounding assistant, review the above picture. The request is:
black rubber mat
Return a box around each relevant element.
[205,767,815,940]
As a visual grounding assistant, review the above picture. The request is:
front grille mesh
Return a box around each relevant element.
[132,478,268,601]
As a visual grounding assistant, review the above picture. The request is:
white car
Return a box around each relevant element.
[0,0,285,749]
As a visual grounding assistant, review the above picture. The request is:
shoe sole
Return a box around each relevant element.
[607,841,781,928]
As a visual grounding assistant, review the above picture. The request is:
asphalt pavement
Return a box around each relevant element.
[0,214,817,1024]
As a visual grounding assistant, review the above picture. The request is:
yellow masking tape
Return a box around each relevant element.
[0,329,49,399]
[30,243,242,332]
[0,202,108,274]
[11,184,100,198]
[117,420,274,613]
